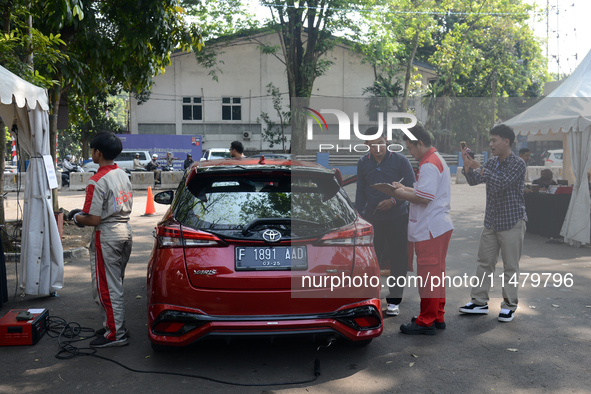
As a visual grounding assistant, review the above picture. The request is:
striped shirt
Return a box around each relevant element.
[462,152,527,231]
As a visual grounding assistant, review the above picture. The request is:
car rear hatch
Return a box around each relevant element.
[159,165,370,291]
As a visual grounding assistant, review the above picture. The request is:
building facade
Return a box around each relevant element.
[130,31,437,153]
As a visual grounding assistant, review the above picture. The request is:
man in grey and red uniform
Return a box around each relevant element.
[67,132,133,348]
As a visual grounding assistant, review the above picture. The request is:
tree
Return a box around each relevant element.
[422,0,547,152]
[1,0,69,226]
[264,0,370,154]
[257,83,290,151]
[359,0,437,113]
[2,0,203,210]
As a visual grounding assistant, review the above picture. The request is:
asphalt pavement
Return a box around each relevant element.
[1,182,590,393]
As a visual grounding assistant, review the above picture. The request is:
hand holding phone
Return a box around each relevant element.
[461,141,475,159]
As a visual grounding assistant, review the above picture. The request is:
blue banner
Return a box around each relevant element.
[118,134,203,171]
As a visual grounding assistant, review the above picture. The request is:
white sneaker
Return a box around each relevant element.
[386,304,400,316]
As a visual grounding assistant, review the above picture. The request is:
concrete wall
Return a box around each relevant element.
[3,173,23,192]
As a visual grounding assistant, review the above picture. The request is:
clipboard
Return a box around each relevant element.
[370,182,399,197]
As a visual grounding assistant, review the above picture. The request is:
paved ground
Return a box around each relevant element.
[1,182,590,393]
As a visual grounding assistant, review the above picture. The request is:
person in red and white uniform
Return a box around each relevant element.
[67,132,133,348]
[387,125,454,335]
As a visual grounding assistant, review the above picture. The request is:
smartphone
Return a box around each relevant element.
[461,141,475,158]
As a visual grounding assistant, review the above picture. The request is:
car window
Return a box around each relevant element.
[138,152,148,160]
[117,152,132,161]
[554,153,562,159]
[210,151,231,159]
[173,172,356,238]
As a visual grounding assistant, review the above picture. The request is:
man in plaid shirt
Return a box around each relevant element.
[459,125,527,322]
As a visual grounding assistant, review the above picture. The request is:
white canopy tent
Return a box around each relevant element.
[0,65,64,294]
[505,50,591,246]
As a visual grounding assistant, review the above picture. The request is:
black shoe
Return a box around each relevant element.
[95,328,130,337]
[90,335,128,348]
[459,302,489,314]
[498,309,515,322]
[400,321,436,335]
[411,316,446,329]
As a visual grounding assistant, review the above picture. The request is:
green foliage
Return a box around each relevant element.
[256,83,290,151]
[358,0,438,111]
[0,3,69,88]
[264,0,374,153]
[362,75,403,120]
[183,0,260,82]
[2,0,203,128]
[418,0,548,152]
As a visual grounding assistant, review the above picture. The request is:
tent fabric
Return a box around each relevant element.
[0,65,64,294]
[504,48,591,135]
[504,50,591,246]
[0,65,49,111]
[560,128,591,246]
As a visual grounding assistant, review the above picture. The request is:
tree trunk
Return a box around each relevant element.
[49,83,61,212]
[1,1,13,228]
[401,30,420,113]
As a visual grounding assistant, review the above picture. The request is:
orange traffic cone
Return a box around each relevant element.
[143,186,156,216]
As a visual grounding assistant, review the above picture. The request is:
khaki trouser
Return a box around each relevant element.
[470,220,526,311]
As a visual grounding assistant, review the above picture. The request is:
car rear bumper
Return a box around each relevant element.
[148,298,382,347]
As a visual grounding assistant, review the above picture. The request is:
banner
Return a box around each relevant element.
[118,134,203,171]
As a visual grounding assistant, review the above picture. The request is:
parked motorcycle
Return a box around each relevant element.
[61,165,83,187]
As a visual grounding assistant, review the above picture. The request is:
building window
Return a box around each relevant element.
[183,97,202,120]
[222,97,241,120]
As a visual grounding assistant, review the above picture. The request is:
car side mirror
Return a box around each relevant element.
[154,190,174,205]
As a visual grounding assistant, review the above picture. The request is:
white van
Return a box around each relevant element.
[200,148,231,161]
[83,150,151,173]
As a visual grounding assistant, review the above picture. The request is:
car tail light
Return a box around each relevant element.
[546,159,553,164]
[353,316,381,328]
[156,225,225,247]
[319,223,374,246]
[152,311,208,336]
[335,305,382,331]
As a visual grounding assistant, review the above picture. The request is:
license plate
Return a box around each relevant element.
[235,246,307,271]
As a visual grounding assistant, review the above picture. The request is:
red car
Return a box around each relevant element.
[147,158,382,351]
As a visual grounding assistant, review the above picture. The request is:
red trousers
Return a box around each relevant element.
[409,230,452,327]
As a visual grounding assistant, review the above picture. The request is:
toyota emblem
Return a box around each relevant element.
[262,229,282,243]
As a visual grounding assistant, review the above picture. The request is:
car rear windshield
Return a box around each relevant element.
[173,171,356,238]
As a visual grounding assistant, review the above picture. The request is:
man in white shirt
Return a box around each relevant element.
[132,153,145,170]
[386,125,454,335]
